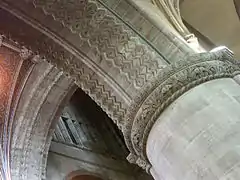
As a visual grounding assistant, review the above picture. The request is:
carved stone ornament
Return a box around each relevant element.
[31,0,167,89]
[31,54,44,64]
[20,47,32,60]
[0,35,43,179]
[123,48,240,171]
[0,3,130,128]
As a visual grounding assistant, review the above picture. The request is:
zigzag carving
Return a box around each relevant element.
[31,33,128,128]
[74,67,127,127]
[33,0,168,89]
[52,52,127,127]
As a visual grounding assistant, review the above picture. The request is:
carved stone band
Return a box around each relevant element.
[123,49,240,171]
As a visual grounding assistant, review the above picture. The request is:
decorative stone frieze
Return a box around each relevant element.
[123,48,240,171]
[31,0,167,89]
[0,0,195,130]
[0,4,130,128]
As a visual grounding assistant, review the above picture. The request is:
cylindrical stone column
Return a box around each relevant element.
[123,48,240,179]
[147,78,240,180]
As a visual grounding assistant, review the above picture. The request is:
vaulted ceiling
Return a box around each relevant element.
[0,1,186,178]
[181,0,240,59]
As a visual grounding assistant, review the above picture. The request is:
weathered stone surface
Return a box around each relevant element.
[0,45,24,179]
[10,60,76,180]
[47,142,136,180]
[1,1,240,180]
[123,49,240,170]
[147,78,240,180]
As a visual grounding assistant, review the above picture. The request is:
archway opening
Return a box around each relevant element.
[51,88,128,157]
[46,88,153,180]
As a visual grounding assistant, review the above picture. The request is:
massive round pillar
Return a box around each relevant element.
[147,78,240,180]
[123,48,240,180]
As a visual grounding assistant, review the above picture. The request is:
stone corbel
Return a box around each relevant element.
[123,47,240,172]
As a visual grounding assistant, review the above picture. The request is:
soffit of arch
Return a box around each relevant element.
[0,35,40,179]
[11,61,76,180]
[0,36,79,180]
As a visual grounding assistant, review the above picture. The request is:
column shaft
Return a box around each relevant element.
[147,78,240,180]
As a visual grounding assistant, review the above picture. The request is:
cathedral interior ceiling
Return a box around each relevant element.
[0,0,175,131]
[0,0,240,179]
[0,0,169,178]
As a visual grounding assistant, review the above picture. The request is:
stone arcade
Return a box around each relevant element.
[0,0,240,180]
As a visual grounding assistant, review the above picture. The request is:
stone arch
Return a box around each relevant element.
[0,2,131,129]
[0,37,76,180]
[0,0,194,129]
[0,0,194,179]
[0,0,192,129]
[10,59,77,180]
[0,3,141,179]
[0,5,134,179]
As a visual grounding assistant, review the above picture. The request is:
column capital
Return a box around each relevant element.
[123,48,240,171]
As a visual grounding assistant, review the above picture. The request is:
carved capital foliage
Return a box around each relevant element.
[123,49,240,170]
